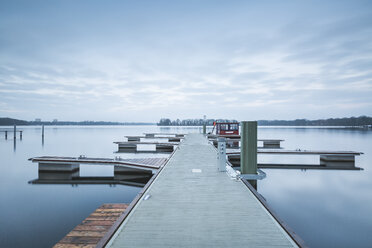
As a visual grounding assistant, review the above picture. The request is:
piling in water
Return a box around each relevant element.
[241,121,257,174]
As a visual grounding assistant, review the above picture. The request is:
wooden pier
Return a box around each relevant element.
[54,204,128,248]
[114,141,178,153]
[125,135,183,142]
[227,150,363,170]
[29,156,168,174]
[208,136,284,148]
[143,132,185,138]
[104,134,301,247]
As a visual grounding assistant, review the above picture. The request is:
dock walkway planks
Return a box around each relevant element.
[107,134,299,247]
[54,203,128,248]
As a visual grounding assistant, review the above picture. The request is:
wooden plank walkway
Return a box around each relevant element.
[54,204,128,248]
[106,134,299,248]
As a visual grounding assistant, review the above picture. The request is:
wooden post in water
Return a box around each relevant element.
[203,124,206,134]
[20,131,23,140]
[241,121,257,188]
[5,131,7,140]
[14,125,16,140]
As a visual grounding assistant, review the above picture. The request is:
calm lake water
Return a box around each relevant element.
[0,125,371,247]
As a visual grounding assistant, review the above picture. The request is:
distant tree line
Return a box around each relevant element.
[0,117,154,126]
[0,118,29,126]
[257,116,372,126]
[2,116,371,127]
[157,118,238,126]
[158,116,372,127]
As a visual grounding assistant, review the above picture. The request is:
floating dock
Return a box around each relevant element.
[143,132,185,138]
[208,135,284,148]
[114,141,178,153]
[29,156,167,173]
[125,135,183,142]
[54,204,128,248]
[227,150,363,170]
[104,134,301,247]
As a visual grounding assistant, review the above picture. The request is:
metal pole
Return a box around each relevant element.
[217,137,226,172]
[203,115,206,134]
[14,125,16,139]
[240,121,257,175]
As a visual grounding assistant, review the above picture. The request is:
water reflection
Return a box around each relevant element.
[1,125,371,248]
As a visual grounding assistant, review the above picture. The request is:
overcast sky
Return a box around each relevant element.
[1,0,371,122]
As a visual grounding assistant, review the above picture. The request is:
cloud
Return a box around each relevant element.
[0,0,371,121]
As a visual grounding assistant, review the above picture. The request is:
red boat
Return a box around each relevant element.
[214,122,239,135]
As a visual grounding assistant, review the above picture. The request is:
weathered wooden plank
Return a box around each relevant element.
[66,231,105,237]
[100,204,128,209]
[58,236,101,244]
[90,212,123,217]
[54,244,96,248]
[73,225,108,232]
[85,217,120,221]
[81,220,116,226]
[53,203,128,248]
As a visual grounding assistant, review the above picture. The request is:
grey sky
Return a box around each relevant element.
[1,0,371,122]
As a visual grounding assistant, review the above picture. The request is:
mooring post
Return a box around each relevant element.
[42,125,44,138]
[20,131,23,140]
[203,114,207,134]
[5,131,7,140]
[241,121,257,187]
[217,137,226,172]
[14,125,16,139]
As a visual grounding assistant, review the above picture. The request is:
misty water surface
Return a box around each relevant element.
[0,125,371,247]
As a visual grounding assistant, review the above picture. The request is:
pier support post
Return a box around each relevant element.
[38,162,80,172]
[263,140,280,148]
[168,137,181,142]
[114,166,153,181]
[118,144,137,152]
[14,125,16,139]
[217,137,226,172]
[156,144,174,153]
[241,121,257,187]
[320,155,355,168]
